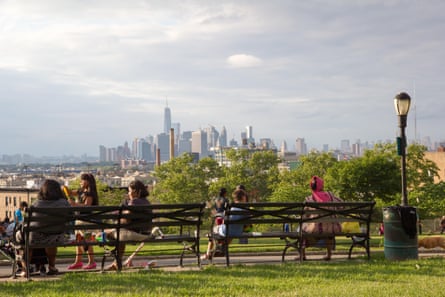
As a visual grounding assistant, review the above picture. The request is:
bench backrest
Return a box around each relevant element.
[23,203,206,244]
[120,203,205,233]
[223,201,375,235]
[224,202,304,228]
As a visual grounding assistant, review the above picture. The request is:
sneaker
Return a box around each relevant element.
[16,271,26,277]
[67,262,83,270]
[39,265,47,276]
[83,262,97,270]
[104,263,117,271]
[46,268,59,276]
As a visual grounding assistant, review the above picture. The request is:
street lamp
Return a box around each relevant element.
[394,92,411,206]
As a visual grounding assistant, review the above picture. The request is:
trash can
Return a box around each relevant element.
[383,206,418,260]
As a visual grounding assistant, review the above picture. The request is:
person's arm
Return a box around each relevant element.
[69,194,93,207]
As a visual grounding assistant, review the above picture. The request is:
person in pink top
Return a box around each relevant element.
[302,176,343,261]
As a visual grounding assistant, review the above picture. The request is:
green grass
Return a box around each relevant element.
[1,252,444,297]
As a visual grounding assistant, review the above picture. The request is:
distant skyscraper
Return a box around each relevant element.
[280,140,288,153]
[341,139,351,153]
[205,125,219,149]
[192,130,208,159]
[246,125,254,144]
[295,138,307,155]
[164,103,171,134]
[219,126,227,147]
[156,133,170,162]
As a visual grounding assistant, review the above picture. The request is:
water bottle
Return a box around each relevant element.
[284,223,290,233]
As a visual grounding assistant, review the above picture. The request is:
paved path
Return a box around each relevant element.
[1,250,444,282]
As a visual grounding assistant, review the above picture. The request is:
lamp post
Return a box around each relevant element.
[394,92,411,206]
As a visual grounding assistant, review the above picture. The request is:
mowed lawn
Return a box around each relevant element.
[1,252,444,297]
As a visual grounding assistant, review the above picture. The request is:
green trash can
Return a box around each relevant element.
[383,206,418,260]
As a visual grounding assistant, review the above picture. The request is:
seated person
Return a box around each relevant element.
[201,189,246,260]
[105,180,153,271]
[302,176,342,261]
[19,179,70,277]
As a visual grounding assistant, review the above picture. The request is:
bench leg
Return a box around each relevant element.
[282,238,299,262]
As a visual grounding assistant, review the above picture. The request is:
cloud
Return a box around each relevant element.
[226,54,263,68]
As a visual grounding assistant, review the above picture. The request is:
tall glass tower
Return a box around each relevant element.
[164,103,171,134]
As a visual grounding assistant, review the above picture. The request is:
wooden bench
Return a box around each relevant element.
[13,202,205,279]
[207,201,375,266]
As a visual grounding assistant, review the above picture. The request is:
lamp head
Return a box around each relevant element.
[394,92,411,116]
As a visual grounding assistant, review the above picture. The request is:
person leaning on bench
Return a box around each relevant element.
[67,173,99,270]
[18,179,71,277]
[201,189,247,261]
[301,176,343,261]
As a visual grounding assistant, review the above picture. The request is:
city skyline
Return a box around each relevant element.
[1,1,444,157]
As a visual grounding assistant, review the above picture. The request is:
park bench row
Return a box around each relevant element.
[207,201,376,266]
[14,200,375,278]
[14,203,205,279]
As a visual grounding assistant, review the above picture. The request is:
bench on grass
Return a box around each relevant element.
[14,202,205,279]
[207,201,375,266]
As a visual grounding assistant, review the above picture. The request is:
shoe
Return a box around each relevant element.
[46,268,58,276]
[323,256,331,261]
[104,263,117,271]
[144,261,156,269]
[200,254,209,261]
[67,262,83,270]
[83,262,97,270]
[16,271,26,277]
[39,265,47,276]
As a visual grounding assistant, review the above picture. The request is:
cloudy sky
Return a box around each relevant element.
[1,0,444,157]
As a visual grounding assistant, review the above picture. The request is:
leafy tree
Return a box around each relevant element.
[406,143,439,190]
[152,154,221,203]
[326,143,400,202]
[409,181,445,218]
[270,151,337,202]
[210,149,280,202]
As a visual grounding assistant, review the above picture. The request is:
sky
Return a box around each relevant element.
[1,0,444,157]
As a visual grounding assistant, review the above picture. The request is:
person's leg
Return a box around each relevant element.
[68,246,84,269]
[45,247,57,271]
[324,239,333,260]
[19,249,33,276]
[83,246,96,269]
[201,240,214,260]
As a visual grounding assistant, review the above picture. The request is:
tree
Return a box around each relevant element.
[210,149,280,202]
[270,151,337,202]
[406,143,439,190]
[326,143,400,202]
[152,154,221,203]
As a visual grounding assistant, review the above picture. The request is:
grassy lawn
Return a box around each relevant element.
[1,246,444,297]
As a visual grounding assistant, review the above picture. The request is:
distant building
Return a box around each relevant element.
[155,133,170,162]
[192,130,208,159]
[163,104,171,134]
[0,188,38,221]
[219,126,227,147]
[295,138,307,155]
